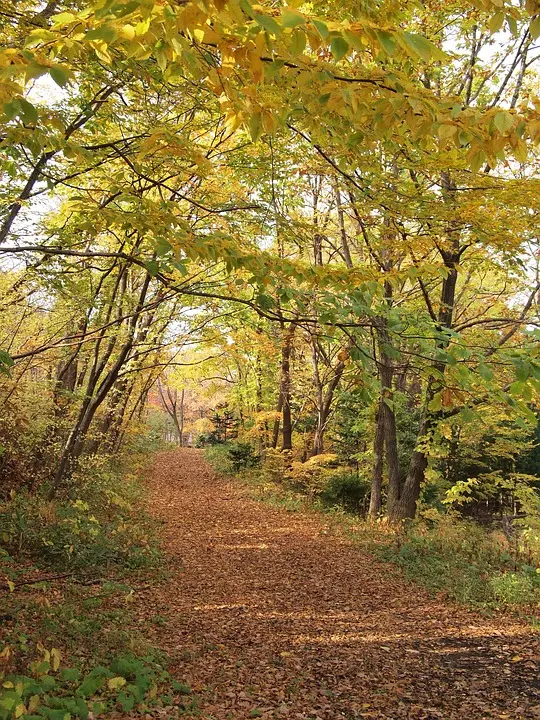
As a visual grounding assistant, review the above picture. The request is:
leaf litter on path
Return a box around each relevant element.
[135,449,540,720]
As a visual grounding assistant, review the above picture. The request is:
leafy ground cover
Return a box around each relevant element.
[135,448,540,720]
[204,443,540,612]
[0,455,194,719]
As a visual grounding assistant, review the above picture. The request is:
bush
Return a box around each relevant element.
[0,645,190,719]
[379,515,540,606]
[0,458,160,574]
[227,442,260,472]
[489,571,538,605]
[204,442,259,475]
[194,431,224,447]
[319,472,370,514]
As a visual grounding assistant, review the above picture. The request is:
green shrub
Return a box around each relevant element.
[0,458,160,574]
[0,646,190,719]
[204,442,259,475]
[227,442,260,472]
[379,515,540,607]
[195,431,223,447]
[319,472,370,513]
[489,571,538,605]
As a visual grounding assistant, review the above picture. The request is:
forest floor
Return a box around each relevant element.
[136,449,540,720]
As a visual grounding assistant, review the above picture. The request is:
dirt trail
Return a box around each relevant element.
[138,449,539,720]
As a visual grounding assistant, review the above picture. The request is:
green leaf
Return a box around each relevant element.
[509,380,524,396]
[375,30,396,55]
[493,110,513,133]
[312,19,329,39]
[239,0,255,18]
[290,28,306,56]
[460,407,475,423]
[514,358,530,382]
[39,675,56,691]
[478,364,494,381]
[0,350,14,376]
[118,691,135,712]
[78,675,105,697]
[401,32,434,61]
[488,11,504,33]
[255,293,275,310]
[85,25,117,43]
[49,66,70,87]
[507,14,518,36]
[330,36,349,61]
[254,13,281,35]
[52,12,76,25]
[281,10,305,28]
[469,150,486,173]
[145,260,159,277]
[248,112,262,141]
[531,16,540,39]
[18,97,38,125]
[60,668,80,683]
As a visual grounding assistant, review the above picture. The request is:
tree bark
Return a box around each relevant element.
[368,403,384,518]
[280,324,296,451]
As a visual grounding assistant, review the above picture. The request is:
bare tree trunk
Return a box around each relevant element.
[311,355,346,456]
[271,393,283,449]
[178,388,184,447]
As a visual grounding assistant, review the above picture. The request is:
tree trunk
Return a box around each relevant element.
[388,174,460,522]
[49,270,152,497]
[271,323,296,451]
[311,356,346,456]
[368,403,384,519]
[271,393,283,449]
[280,325,296,451]
[178,388,184,447]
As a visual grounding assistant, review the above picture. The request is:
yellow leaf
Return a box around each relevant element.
[107,676,127,690]
[7,580,15,592]
[51,648,61,671]
[438,124,457,141]
[14,704,26,719]
[511,655,522,662]
[119,24,135,40]
[28,695,40,712]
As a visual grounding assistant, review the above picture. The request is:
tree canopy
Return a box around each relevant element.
[1,0,540,522]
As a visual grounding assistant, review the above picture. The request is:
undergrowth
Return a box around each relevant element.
[204,444,540,613]
[0,454,195,719]
[377,514,540,609]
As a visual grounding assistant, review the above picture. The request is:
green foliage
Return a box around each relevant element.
[489,571,538,605]
[227,442,260,472]
[204,442,260,475]
[0,350,14,376]
[0,460,160,573]
[127,409,177,455]
[379,515,540,607]
[318,472,370,514]
[194,431,224,448]
[0,648,183,720]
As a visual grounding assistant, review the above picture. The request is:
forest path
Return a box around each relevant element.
[138,449,539,720]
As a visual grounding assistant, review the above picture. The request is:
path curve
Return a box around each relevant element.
[138,449,539,720]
